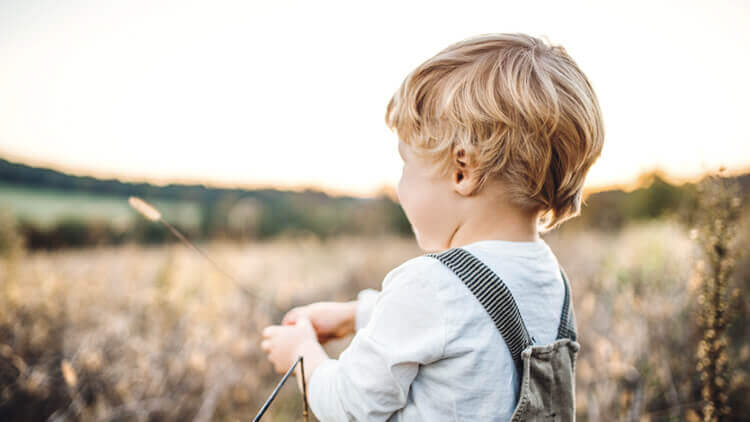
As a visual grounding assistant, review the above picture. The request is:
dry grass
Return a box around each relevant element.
[1,217,748,421]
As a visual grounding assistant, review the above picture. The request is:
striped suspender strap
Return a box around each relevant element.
[556,265,577,341]
[425,247,578,372]
[425,247,534,372]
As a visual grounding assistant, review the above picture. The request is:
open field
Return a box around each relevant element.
[1,216,748,421]
[0,182,201,230]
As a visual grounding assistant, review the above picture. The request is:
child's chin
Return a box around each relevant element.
[413,228,443,252]
[415,234,438,253]
[413,228,423,245]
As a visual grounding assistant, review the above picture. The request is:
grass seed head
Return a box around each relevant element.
[128,196,161,221]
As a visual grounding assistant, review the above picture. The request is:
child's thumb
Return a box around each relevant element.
[295,315,314,330]
[282,309,298,325]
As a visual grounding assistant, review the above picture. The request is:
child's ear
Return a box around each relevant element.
[452,147,479,196]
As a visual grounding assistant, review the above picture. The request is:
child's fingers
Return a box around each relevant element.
[260,339,271,353]
[262,325,279,338]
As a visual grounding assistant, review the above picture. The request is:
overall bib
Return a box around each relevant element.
[425,247,580,422]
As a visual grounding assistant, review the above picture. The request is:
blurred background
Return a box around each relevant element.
[1,0,748,421]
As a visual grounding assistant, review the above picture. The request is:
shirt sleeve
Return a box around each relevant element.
[308,258,447,422]
[355,288,380,331]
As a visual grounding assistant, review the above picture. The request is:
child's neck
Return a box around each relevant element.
[446,205,540,249]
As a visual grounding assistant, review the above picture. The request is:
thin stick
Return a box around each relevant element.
[253,356,302,422]
[128,196,280,313]
[159,219,267,304]
[131,197,313,420]
[301,356,309,422]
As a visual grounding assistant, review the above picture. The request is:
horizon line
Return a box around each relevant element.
[1,151,747,201]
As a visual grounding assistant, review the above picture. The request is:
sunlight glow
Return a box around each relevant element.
[0,0,748,197]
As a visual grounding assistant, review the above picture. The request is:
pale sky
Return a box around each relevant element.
[0,0,748,198]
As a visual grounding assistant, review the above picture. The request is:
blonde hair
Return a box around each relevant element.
[385,33,604,233]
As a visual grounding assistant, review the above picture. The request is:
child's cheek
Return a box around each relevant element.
[396,173,404,205]
[400,176,426,241]
[397,169,410,210]
[397,173,415,221]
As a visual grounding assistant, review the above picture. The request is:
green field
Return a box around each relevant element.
[0,182,202,229]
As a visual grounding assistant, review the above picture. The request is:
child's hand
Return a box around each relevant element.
[281,301,357,344]
[261,316,319,374]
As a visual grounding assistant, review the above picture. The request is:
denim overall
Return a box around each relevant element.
[425,247,579,422]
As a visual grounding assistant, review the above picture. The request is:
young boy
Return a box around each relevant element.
[261,32,604,421]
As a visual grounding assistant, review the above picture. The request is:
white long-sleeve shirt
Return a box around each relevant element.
[308,238,568,421]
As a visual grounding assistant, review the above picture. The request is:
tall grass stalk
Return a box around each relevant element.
[691,168,743,421]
